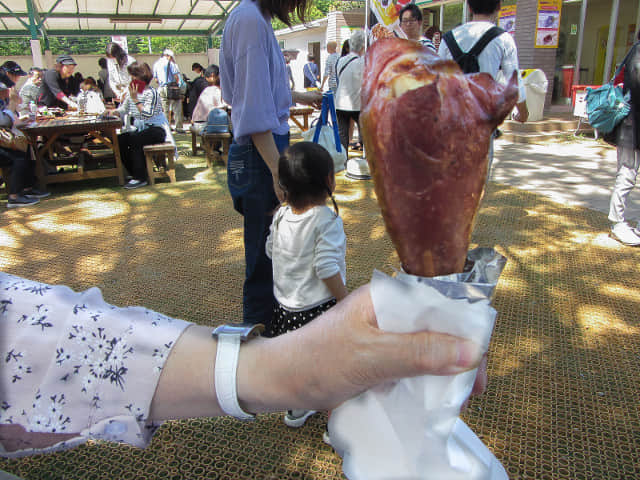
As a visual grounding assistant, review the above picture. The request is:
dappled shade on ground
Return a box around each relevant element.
[1,146,639,479]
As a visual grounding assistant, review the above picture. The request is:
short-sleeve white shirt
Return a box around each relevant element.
[438,21,525,102]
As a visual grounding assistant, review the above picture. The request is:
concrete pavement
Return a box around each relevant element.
[491,138,640,224]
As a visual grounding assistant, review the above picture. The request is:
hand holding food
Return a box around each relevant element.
[361,38,518,277]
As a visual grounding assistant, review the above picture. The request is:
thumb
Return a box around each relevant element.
[368,329,484,383]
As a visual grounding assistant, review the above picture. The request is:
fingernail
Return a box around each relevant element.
[457,340,483,368]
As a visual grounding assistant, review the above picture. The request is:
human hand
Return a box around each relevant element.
[238,284,484,413]
[272,171,285,203]
[513,102,528,123]
[294,90,323,109]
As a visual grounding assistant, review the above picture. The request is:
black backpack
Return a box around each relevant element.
[443,26,505,74]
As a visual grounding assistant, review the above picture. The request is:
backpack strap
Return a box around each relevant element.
[468,26,505,57]
[609,41,640,84]
[336,55,358,88]
[443,31,464,63]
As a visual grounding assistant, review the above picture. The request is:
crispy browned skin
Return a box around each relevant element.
[361,38,518,277]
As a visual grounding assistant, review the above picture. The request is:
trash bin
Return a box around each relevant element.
[522,69,548,122]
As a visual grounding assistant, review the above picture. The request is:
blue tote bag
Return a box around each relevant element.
[585,44,637,134]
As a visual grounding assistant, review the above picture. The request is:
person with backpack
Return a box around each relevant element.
[438,0,528,124]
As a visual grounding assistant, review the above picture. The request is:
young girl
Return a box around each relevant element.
[265,141,348,429]
[77,77,106,114]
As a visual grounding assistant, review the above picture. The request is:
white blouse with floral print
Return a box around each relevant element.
[0,272,190,457]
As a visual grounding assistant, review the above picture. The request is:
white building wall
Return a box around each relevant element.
[278,28,327,91]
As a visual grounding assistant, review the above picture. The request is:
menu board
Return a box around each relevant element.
[535,0,562,48]
[498,5,517,37]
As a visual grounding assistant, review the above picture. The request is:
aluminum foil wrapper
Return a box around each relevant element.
[329,248,508,480]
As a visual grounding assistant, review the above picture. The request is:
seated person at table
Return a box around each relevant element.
[108,62,172,190]
[19,67,43,113]
[37,55,79,111]
[0,82,50,207]
[77,77,106,115]
[190,64,226,136]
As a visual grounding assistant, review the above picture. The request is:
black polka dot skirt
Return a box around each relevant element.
[269,298,337,337]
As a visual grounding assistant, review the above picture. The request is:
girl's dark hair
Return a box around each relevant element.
[258,0,310,27]
[106,42,128,68]
[82,76,98,88]
[341,40,350,57]
[279,142,338,214]
[98,57,107,69]
[127,62,153,84]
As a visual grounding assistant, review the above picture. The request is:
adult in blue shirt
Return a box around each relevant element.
[303,54,320,89]
[220,0,321,332]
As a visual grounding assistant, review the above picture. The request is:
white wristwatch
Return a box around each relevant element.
[212,323,264,420]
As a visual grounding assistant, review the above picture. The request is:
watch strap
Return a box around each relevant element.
[214,332,255,420]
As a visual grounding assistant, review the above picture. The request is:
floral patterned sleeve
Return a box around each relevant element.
[0,272,191,457]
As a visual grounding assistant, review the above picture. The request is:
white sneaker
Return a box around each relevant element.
[610,222,640,246]
[124,179,148,190]
[283,409,316,427]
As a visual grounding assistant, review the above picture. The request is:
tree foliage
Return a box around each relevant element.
[272,0,365,31]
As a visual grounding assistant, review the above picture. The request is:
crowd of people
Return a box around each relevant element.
[0,45,229,196]
[1,0,638,467]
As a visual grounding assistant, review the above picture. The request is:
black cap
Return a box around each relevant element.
[56,54,77,66]
[1,61,27,76]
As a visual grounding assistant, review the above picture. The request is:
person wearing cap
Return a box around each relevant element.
[0,61,28,89]
[0,82,50,207]
[38,55,79,110]
[152,49,185,133]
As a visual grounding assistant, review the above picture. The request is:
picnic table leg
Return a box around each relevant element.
[303,113,309,130]
[108,127,125,185]
[29,139,46,191]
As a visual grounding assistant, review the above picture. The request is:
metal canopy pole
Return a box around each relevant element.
[602,0,620,84]
[26,0,44,67]
[573,0,587,86]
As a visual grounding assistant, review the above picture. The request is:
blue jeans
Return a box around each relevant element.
[227,133,289,331]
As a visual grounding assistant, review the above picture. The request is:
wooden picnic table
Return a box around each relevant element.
[19,115,125,190]
[289,106,315,131]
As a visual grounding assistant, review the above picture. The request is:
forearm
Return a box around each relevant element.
[322,272,348,301]
[250,130,280,174]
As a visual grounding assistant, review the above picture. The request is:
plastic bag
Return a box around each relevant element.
[329,248,509,480]
[302,91,345,173]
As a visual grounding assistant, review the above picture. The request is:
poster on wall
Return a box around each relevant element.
[368,0,412,43]
[534,0,561,48]
[498,5,517,37]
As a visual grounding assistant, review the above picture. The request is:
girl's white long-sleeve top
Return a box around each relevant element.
[266,205,346,311]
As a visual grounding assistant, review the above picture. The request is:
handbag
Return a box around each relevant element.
[166,62,182,101]
[302,91,346,173]
[0,126,29,152]
[585,44,637,134]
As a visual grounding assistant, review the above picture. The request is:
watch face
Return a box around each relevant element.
[213,323,265,340]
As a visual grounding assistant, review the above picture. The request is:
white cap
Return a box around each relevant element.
[162,49,174,57]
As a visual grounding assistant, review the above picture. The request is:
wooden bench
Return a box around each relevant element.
[142,143,176,185]
[202,132,232,168]
[289,106,314,131]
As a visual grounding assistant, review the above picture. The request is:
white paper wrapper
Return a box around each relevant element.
[329,248,509,480]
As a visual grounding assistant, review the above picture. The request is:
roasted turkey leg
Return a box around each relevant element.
[361,38,518,277]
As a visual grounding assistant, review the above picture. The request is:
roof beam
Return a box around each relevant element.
[0,12,225,20]
[177,0,202,31]
[0,28,213,36]
[0,0,30,29]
